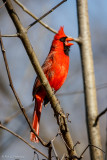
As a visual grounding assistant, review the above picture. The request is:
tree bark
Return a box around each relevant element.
[77,0,103,160]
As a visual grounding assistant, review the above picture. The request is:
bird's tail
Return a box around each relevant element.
[30,94,43,143]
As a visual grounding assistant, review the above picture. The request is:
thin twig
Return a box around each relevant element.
[0,1,6,9]
[2,103,33,125]
[2,81,107,125]
[33,151,40,160]
[66,113,71,123]
[0,32,47,146]
[93,108,107,126]
[26,0,67,30]
[48,146,52,160]
[51,139,59,160]
[73,141,80,151]
[13,0,79,43]
[79,144,105,159]
[61,153,65,160]
[13,0,57,34]
[0,123,48,159]
[2,1,77,158]
[1,82,107,125]
[1,34,18,37]
[57,82,107,97]
[59,131,71,151]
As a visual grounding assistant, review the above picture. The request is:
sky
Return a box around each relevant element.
[0,0,107,160]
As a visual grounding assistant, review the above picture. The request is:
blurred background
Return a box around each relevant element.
[0,0,107,159]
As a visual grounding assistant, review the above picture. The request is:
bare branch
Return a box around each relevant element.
[77,0,103,159]
[61,154,65,160]
[1,34,18,37]
[51,139,59,160]
[93,108,107,127]
[48,146,52,160]
[13,0,79,44]
[73,141,80,151]
[66,113,71,123]
[48,131,60,160]
[13,0,57,34]
[2,81,107,125]
[79,144,105,159]
[2,0,77,158]
[0,1,6,9]
[0,123,48,159]
[26,0,67,30]
[57,82,107,97]
[0,32,47,146]
[58,131,71,151]
[33,151,40,160]
[2,103,33,125]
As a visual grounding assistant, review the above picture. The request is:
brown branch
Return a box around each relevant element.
[2,103,33,125]
[57,82,107,97]
[26,0,67,30]
[93,108,107,127]
[48,146,52,160]
[79,144,105,159]
[76,0,103,159]
[58,131,71,151]
[1,34,18,37]
[2,0,77,158]
[13,0,79,44]
[51,139,59,160]
[73,141,80,151]
[1,82,107,126]
[33,151,40,160]
[2,81,107,125]
[0,0,6,8]
[0,32,47,146]
[61,154,65,160]
[0,123,48,159]
[66,144,105,160]
[13,0,57,34]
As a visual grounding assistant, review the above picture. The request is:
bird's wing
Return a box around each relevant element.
[32,51,54,98]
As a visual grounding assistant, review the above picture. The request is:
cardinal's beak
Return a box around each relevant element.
[65,37,74,46]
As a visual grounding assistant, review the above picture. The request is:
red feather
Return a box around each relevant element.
[30,26,73,142]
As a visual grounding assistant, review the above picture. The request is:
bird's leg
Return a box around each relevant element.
[66,113,71,123]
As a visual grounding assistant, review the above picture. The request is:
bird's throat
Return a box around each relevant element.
[64,45,70,56]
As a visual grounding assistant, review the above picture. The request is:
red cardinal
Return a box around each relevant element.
[30,26,73,142]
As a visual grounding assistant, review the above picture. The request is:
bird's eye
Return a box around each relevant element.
[60,37,67,42]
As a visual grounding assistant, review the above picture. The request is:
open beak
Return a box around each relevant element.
[65,37,74,46]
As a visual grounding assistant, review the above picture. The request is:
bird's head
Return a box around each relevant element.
[53,26,74,55]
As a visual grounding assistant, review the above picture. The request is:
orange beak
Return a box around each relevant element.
[65,37,74,46]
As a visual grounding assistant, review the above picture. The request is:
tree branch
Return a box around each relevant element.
[2,81,107,125]
[26,0,67,30]
[0,123,48,159]
[0,0,6,8]
[48,146,52,160]
[2,103,33,125]
[1,34,18,37]
[77,0,103,159]
[93,108,107,127]
[79,144,105,159]
[13,0,79,43]
[0,32,47,146]
[13,0,57,34]
[2,0,77,158]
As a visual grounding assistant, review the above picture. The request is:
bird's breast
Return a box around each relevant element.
[47,52,69,91]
